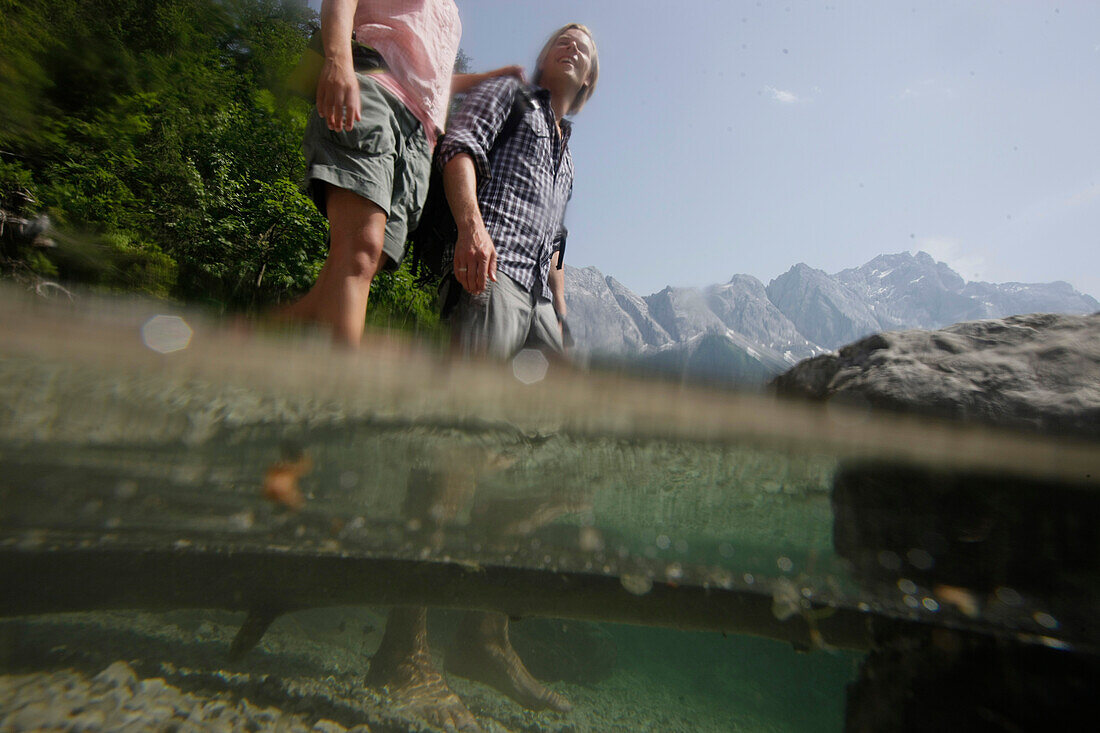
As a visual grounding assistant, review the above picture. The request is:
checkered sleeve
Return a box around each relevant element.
[436,76,519,182]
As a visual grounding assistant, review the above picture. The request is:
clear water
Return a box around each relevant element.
[1,291,1096,731]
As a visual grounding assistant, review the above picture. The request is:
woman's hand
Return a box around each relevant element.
[316,56,360,131]
[488,65,527,84]
[452,65,527,96]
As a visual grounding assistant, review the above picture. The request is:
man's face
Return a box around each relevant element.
[541,28,594,90]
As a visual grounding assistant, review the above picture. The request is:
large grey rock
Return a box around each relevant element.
[772,312,1100,438]
[766,263,882,349]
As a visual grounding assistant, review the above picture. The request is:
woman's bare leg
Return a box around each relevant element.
[279,184,389,348]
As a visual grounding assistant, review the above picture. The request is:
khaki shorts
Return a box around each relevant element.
[444,273,564,360]
[302,53,431,270]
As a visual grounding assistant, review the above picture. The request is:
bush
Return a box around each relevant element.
[0,0,439,331]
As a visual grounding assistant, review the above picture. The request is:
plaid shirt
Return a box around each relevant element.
[437,77,573,301]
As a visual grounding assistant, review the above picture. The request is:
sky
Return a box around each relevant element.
[310,1,1100,299]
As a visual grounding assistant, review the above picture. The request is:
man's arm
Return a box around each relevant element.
[443,154,496,294]
[437,76,516,184]
[437,78,520,294]
[317,0,359,131]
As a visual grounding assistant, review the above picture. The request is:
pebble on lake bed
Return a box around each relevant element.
[0,661,369,733]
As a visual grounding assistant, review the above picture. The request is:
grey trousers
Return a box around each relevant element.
[444,273,563,360]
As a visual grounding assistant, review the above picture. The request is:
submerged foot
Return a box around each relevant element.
[366,653,481,732]
[366,607,481,732]
[367,660,479,726]
[445,615,572,713]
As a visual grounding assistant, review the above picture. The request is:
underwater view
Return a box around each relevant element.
[2,291,1097,732]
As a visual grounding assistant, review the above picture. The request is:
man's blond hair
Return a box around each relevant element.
[533,23,598,115]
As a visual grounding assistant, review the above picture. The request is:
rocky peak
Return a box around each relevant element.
[766,264,881,349]
[644,286,726,343]
[563,252,1097,387]
[605,275,672,348]
[705,275,821,361]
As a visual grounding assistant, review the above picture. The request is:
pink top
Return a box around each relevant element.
[353,0,461,147]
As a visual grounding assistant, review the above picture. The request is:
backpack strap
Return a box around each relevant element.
[491,85,533,158]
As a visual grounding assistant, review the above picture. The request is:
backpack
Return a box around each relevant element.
[406,86,533,284]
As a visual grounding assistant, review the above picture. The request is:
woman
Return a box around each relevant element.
[282,0,521,347]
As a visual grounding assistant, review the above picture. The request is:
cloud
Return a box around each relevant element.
[1064,181,1100,208]
[764,86,800,104]
[916,237,986,281]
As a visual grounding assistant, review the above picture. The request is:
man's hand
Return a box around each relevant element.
[453,220,497,294]
[442,153,496,294]
[317,56,360,131]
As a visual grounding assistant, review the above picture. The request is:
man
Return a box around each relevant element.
[440,22,597,358]
[363,24,598,731]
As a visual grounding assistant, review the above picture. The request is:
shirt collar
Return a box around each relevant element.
[531,85,575,138]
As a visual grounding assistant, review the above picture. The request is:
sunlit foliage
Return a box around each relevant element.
[0,0,437,329]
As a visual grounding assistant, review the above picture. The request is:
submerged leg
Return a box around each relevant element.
[228,607,282,661]
[365,607,481,731]
[445,611,572,713]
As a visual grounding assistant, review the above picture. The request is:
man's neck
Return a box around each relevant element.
[543,80,579,125]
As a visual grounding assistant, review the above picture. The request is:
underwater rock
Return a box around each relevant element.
[845,628,1100,732]
[831,461,1100,603]
[772,312,1100,438]
[91,660,138,693]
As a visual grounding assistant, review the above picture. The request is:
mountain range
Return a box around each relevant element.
[563,251,1099,385]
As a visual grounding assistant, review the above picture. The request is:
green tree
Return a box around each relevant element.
[1,0,440,331]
